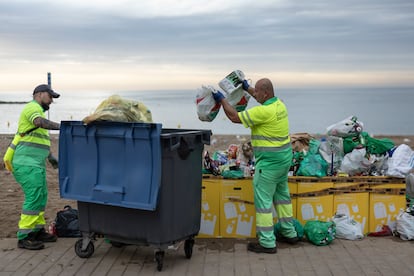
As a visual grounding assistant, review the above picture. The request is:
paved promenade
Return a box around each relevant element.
[0,236,413,275]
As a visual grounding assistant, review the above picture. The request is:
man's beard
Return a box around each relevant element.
[41,103,50,111]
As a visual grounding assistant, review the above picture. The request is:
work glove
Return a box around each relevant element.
[211,89,225,103]
[48,154,59,169]
[242,79,250,91]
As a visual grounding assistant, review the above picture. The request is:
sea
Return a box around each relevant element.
[0,87,413,136]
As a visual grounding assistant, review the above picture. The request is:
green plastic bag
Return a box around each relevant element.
[342,135,360,154]
[364,133,395,154]
[343,132,395,155]
[296,139,328,178]
[274,218,304,239]
[304,220,336,246]
[221,169,244,179]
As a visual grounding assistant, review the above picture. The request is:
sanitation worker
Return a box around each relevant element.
[212,78,298,254]
[12,84,60,250]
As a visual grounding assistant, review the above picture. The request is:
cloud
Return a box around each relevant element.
[0,0,413,90]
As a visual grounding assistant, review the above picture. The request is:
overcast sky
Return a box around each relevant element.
[0,0,413,91]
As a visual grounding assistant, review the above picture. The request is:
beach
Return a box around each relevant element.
[0,133,413,238]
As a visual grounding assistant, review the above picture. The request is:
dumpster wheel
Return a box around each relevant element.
[155,251,165,271]
[74,239,94,258]
[184,238,194,259]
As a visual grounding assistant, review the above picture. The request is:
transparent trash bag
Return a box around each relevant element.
[396,208,414,241]
[332,214,364,240]
[83,95,153,124]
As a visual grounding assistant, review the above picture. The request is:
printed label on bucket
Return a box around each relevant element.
[219,70,245,94]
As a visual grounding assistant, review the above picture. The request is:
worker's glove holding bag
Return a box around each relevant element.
[48,154,59,169]
[242,79,250,91]
[196,85,222,122]
[211,89,225,103]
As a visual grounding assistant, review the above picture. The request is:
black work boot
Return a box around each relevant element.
[18,237,44,250]
[36,228,57,242]
[277,235,299,245]
[247,242,277,254]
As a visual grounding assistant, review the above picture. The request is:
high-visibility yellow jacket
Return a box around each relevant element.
[239,97,291,167]
[13,101,50,169]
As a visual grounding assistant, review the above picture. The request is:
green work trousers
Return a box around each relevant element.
[253,166,296,248]
[13,166,48,240]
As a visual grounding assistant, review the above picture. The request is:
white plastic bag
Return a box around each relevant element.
[225,87,251,112]
[386,144,414,178]
[395,209,414,240]
[319,136,344,175]
[196,85,222,122]
[339,147,374,176]
[332,214,364,240]
[326,116,364,137]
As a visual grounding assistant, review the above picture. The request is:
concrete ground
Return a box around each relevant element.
[0,236,413,275]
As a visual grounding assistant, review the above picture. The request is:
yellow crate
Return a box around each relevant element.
[197,178,221,238]
[291,197,297,219]
[289,176,334,195]
[297,181,333,194]
[220,179,256,238]
[369,193,406,233]
[333,180,370,191]
[334,192,369,234]
[289,176,335,182]
[361,176,406,184]
[297,194,334,226]
[369,183,406,190]
[289,182,298,196]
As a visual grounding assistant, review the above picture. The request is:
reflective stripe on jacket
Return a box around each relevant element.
[13,101,50,168]
[238,97,292,168]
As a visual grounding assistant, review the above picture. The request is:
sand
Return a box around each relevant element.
[0,133,413,238]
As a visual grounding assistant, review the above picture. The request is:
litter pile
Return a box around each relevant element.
[203,116,414,179]
[203,141,255,178]
[293,116,414,178]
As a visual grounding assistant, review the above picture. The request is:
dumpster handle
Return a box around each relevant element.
[177,136,193,160]
[201,131,212,146]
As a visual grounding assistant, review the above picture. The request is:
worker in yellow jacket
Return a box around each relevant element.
[212,78,298,254]
[11,84,61,250]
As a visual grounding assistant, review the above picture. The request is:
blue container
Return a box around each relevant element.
[59,121,163,210]
[59,121,211,269]
[76,126,211,245]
